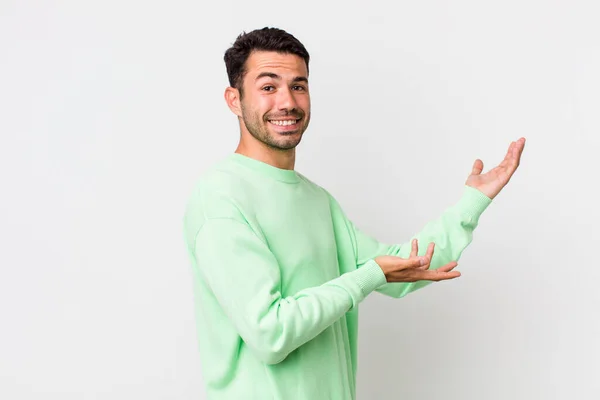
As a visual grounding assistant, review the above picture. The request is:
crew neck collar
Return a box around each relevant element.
[228,153,300,184]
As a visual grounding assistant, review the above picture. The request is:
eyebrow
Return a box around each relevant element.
[255,72,308,83]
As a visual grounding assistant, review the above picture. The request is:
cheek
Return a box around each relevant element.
[300,96,311,112]
[243,99,267,120]
[254,98,274,119]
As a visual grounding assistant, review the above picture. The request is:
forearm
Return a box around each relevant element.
[370,186,491,298]
[238,261,384,364]
[194,218,386,364]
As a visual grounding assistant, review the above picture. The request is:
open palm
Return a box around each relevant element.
[465,137,526,199]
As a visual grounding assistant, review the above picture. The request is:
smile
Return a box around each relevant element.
[268,119,300,127]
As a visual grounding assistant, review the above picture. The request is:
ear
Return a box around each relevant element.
[224,87,243,118]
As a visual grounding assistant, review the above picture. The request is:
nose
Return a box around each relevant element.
[277,87,298,112]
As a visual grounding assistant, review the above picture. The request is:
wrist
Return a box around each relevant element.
[465,183,496,200]
[374,256,390,281]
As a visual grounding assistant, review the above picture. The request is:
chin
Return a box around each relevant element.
[276,140,302,150]
[272,136,302,150]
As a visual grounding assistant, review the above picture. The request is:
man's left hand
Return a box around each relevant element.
[466,137,526,199]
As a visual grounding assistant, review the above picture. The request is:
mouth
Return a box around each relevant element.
[267,118,302,131]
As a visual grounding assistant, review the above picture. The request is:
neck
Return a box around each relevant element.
[235,134,296,171]
[235,143,296,170]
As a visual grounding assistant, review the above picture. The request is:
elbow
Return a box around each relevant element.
[258,349,288,365]
[253,339,291,365]
[249,332,292,365]
[244,306,298,364]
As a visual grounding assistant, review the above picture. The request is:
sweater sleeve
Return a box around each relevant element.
[192,217,387,365]
[347,185,492,298]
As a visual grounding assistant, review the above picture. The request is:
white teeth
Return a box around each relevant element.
[270,120,297,126]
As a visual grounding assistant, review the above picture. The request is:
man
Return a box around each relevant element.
[183,27,525,400]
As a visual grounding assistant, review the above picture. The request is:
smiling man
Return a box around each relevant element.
[183,27,525,400]
[227,42,311,164]
[237,65,309,151]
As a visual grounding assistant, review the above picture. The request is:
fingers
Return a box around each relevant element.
[427,270,461,281]
[421,262,460,281]
[436,261,458,272]
[506,137,526,165]
[507,140,516,158]
[408,240,435,270]
[409,240,434,270]
[471,159,484,176]
[473,138,526,178]
[410,239,418,258]
[425,242,435,260]
[386,259,461,282]
[396,256,427,271]
[504,138,526,175]
[514,137,526,165]
[494,138,525,178]
[498,141,515,170]
[393,266,461,282]
[416,242,435,270]
[393,242,447,274]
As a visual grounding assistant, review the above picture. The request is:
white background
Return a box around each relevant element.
[1,1,599,399]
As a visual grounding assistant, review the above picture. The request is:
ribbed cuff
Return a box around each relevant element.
[354,259,387,298]
[333,261,387,310]
[456,185,493,224]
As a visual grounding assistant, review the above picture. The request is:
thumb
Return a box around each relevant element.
[471,159,484,175]
[403,256,428,269]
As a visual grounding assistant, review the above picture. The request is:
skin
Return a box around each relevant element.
[224,50,527,283]
[224,50,311,170]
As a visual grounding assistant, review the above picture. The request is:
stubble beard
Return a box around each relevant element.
[241,105,310,151]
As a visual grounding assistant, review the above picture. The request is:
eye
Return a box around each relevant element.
[292,85,307,91]
[262,85,275,92]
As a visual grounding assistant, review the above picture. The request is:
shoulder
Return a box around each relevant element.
[183,158,251,243]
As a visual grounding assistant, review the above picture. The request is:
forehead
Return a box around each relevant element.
[244,51,308,79]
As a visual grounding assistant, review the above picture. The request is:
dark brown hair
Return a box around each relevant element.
[224,27,310,97]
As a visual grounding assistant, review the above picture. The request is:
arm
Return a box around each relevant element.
[345,137,526,298]
[350,185,492,298]
[192,217,387,365]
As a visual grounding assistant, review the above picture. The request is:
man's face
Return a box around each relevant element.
[238,51,311,151]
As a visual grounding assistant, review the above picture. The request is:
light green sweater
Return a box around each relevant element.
[183,153,491,400]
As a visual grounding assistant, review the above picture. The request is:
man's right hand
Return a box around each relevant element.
[374,239,461,283]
